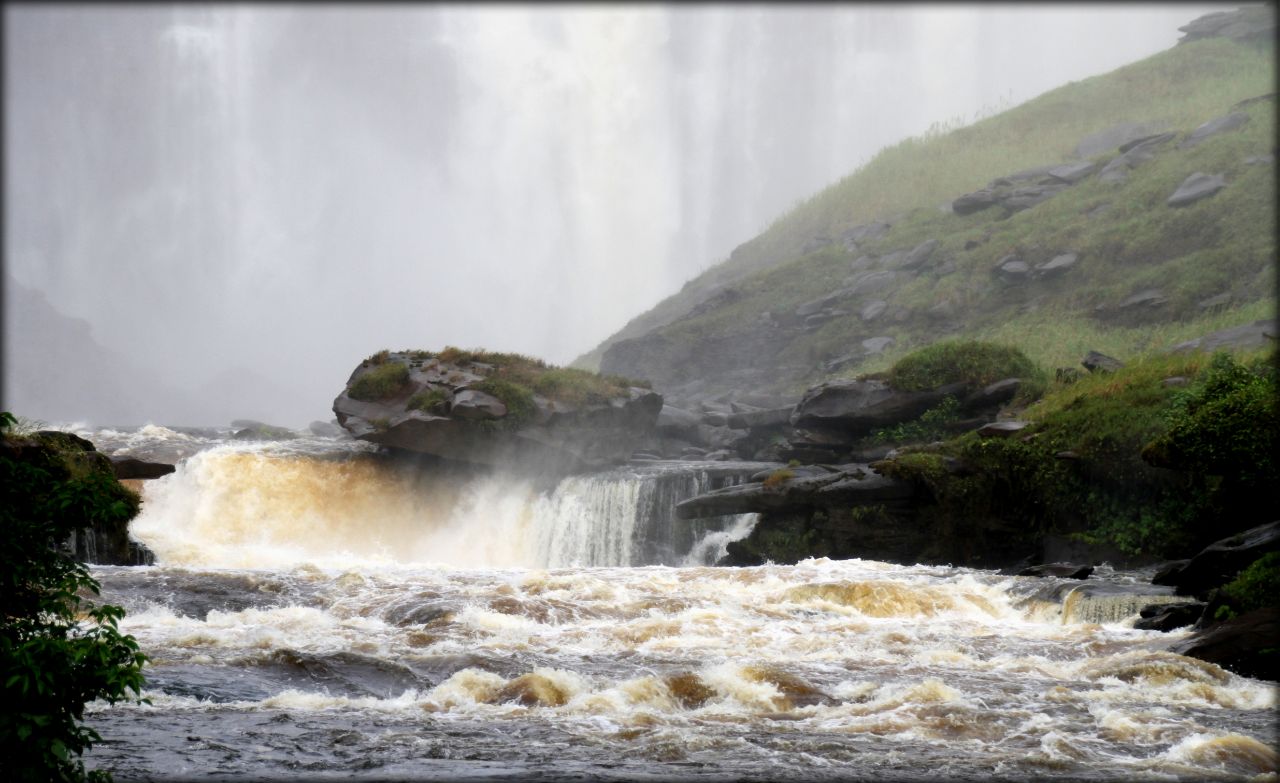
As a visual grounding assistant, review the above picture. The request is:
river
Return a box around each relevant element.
[66,425,1275,781]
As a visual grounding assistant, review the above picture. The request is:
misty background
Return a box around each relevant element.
[3,3,1220,427]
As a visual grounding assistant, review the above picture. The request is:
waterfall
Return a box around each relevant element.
[532,462,758,568]
[127,441,759,569]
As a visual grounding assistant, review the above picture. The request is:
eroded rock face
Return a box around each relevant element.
[333,352,663,473]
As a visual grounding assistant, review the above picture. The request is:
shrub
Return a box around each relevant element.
[762,468,795,489]
[1216,552,1280,621]
[406,388,449,414]
[348,363,410,401]
[471,378,537,430]
[1141,352,1277,486]
[887,340,1040,392]
[1,412,148,782]
[869,396,963,445]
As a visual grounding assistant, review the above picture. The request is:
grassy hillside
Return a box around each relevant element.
[575,34,1276,401]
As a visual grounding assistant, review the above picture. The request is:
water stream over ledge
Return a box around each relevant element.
[64,426,1279,781]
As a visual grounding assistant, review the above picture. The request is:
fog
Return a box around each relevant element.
[3,3,1221,427]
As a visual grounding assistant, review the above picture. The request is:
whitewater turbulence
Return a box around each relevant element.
[65,426,1279,781]
[127,435,760,570]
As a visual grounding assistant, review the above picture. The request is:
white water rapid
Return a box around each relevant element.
[57,425,1280,781]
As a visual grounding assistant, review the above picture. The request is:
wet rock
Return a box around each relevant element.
[860,300,888,322]
[1177,5,1277,45]
[1151,559,1191,585]
[233,423,298,441]
[1167,172,1226,207]
[1017,563,1094,579]
[1034,253,1079,279]
[952,187,1002,216]
[963,378,1022,410]
[839,221,891,251]
[790,378,967,435]
[847,270,898,296]
[676,464,914,519]
[1003,182,1069,212]
[1197,292,1232,310]
[657,405,703,441]
[849,255,876,272]
[1046,161,1096,184]
[900,239,939,271]
[1179,112,1250,150]
[1161,376,1190,388]
[109,456,176,480]
[1158,520,1280,598]
[1133,602,1204,632]
[334,352,662,473]
[861,336,894,355]
[1170,318,1277,353]
[1097,133,1177,184]
[1082,350,1124,373]
[996,256,1030,278]
[308,420,344,437]
[795,288,853,318]
[1169,607,1279,682]
[1073,121,1164,158]
[1244,153,1275,166]
[1117,288,1168,311]
[977,421,1029,438]
[701,411,730,427]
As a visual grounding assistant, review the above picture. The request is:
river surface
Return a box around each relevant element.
[62,424,1277,781]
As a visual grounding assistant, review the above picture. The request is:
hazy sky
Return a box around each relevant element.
[3,3,1223,426]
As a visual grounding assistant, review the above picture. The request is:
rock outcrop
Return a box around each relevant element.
[333,351,663,473]
[1152,520,1280,597]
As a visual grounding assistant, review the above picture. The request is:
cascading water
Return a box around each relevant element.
[120,428,761,570]
[50,424,1280,781]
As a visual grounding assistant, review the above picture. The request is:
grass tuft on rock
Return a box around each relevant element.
[349,363,410,401]
[887,340,1040,392]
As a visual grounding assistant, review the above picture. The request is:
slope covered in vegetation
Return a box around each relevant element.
[577,30,1276,409]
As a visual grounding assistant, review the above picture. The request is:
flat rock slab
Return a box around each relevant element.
[977,420,1029,438]
[1017,563,1094,579]
[1167,172,1227,207]
[110,456,177,479]
[1082,350,1124,372]
[1170,318,1277,353]
[1034,253,1079,278]
[1169,607,1279,681]
[1179,112,1250,149]
[675,464,914,518]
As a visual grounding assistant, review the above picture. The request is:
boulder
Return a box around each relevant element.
[1003,182,1069,212]
[726,407,793,431]
[657,405,704,440]
[334,351,663,473]
[1133,602,1204,632]
[962,378,1021,410]
[1097,133,1176,184]
[996,256,1030,278]
[1178,112,1250,149]
[1034,253,1079,279]
[952,188,1002,215]
[1167,172,1226,207]
[861,336,894,355]
[859,300,888,322]
[1045,161,1096,184]
[1196,292,1232,311]
[676,464,914,518]
[1169,607,1278,681]
[900,239,939,271]
[1073,121,1164,158]
[1117,288,1168,312]
[308,420,345,437]
[1177,6,1277,45]
[109,456,176,480]
[450,389,507,420]
[1170,318,1277,353]
[976,420,1029,438]
[839,221,891,251]
[1082,350,1124,373]
[1154,520,1280,597]
[847,270,898,296]
[1017,563,1094,579]
[790,378,967,434]
[233,423,298,441]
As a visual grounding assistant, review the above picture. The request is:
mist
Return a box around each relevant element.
[3,3,1221,428]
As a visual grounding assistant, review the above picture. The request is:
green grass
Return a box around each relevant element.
[348,363,411,401]
[578,35,1275,401]
[406,388,449,414]
[886,340,1040,391]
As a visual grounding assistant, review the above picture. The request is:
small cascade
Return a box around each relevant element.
[532,462,761,568]
[1012,578,1199,625]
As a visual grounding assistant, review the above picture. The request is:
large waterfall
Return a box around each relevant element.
[3,5,1215,426]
